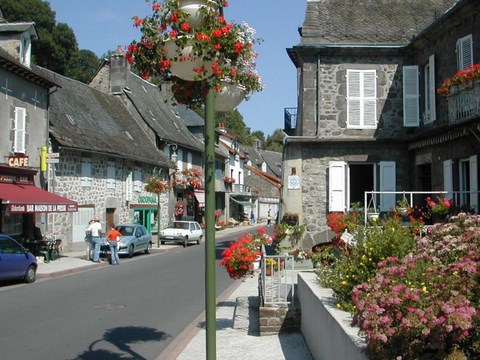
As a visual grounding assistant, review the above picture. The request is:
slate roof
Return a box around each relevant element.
[0,22,38,39]
[300,0,458,46]
[33,66,171,167]
[123,73,204,153]
[245,146,283,178]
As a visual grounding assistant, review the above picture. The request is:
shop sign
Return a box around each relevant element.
[138,196,157,204]
[8,155,29,167]
[8,203,78,213]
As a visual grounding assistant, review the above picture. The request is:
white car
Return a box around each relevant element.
[159,221,204,247]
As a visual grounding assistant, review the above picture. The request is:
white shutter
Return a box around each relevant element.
[106,161,116,189]
[81,158,92,187]
[457,35,473,70]
[470,155,478,212]
[428,55,436,122]
[328,161,346,212]
[363,71,377,127]
[403,66,419,127]
[347,70,377,128]
[347,70,361,127]
[443,160,453,199]
[379,161,396,212]
[13,107,26,153]
[133,166,142,192]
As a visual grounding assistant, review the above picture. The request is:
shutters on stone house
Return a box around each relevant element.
[346,69,377,129]
[379,161,396,212]
[424,55,436,124]
[403,66,420,127]
[81,157,92,187]
[328,161,346,212]
[457,34,473,70]
[133,166,142,192]
[13,107,26,153]
[106,161,116,190]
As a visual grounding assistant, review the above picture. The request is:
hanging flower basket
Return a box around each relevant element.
[163,39,213,81]
[215,81,246,112]
[178,0,218,28]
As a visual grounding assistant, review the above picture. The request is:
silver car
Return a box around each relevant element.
[116,224,152,258]
[159,221,204,247]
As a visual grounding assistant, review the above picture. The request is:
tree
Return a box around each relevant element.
[67,50,101,83]
[264,129,285,152]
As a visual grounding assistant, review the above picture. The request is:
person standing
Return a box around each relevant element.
[250,211,255,225]
[267,210,272,226]
[87,219,103,263]
[106,224,122,265]
[85,220,94,260]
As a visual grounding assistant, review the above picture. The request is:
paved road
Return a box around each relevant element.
[0,230,246,360]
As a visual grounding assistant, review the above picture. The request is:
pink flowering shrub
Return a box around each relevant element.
[352,214,480,359]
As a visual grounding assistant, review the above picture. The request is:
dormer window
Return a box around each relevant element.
[20,34,31,67]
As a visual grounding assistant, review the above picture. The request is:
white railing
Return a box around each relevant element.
[447,81,480,125]
[260,245,295,306]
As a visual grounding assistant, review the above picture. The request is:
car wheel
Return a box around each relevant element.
[183,236,188,248]
[128,244,134,258]
[24,265,36,283]
[145,242,152,254]
[197,235,203,245]
[160,240,165,245]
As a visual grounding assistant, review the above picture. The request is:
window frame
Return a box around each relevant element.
[346,69,377,129]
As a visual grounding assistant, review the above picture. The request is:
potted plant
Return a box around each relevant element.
[437,63,480,97]
[426,195,451,223]
[126,0,264,110]
[221,232,261,279]
[173,168,204,189]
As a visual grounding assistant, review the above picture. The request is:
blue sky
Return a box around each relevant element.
[46,0,306,137]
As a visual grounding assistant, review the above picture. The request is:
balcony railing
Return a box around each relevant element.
[284,107,297,136]
[231,183,251,193]
[447,81,480,125]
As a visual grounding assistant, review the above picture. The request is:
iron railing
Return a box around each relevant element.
[447,81,480,125]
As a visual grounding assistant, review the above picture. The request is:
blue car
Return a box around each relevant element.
[0,234,38,283]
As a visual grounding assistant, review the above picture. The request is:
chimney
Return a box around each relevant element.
[109,45,129,94]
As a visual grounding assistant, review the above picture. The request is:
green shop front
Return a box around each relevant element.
[131,195,159,234]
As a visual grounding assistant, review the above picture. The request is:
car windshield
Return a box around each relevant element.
[116,226,134,236]
[173,222,189,230]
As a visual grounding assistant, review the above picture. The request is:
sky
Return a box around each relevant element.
[46,0,307,138]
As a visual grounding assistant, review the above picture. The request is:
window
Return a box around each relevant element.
[443,156,478,212]
[81,157,92,187]
[403,66,419,127]
[457,34,473,71]
[13,107,26,153]
[346,69,377,129]
[106,161,116,190]
[423,55,436,124]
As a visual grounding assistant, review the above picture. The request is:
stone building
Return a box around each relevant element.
[282,0,480,249]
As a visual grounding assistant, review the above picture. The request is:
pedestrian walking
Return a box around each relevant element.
[106,224,122,265]
[86,219,103,263]
[85,219,94,260]
[250,211,255,224]
[267,210,272,226]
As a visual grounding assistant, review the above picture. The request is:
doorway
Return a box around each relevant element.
[348,164,375,207]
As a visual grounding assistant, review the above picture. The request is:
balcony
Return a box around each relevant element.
[284,107,297,136]
[447,81,480,125]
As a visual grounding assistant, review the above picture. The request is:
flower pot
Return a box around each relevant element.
[178,0,217,28]
[162,39,213,81]
[215,81,246,112]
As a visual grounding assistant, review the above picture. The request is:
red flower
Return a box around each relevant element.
[180,22,191,32]
[132,16,143,28]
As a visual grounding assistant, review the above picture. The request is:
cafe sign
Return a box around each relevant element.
[8,203,79,213]
[8,155,29,167]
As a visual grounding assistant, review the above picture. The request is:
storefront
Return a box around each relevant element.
[0,164,78,242]
[132,195,158,234]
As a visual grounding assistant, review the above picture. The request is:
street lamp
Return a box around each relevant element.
[152,167,162,247]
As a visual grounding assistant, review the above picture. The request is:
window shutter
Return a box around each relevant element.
[470,155,478,212]
[457,35,473,70]
[133,166,142,192]
[13,107,26,153]
[328,161,346,212]
[379,161,396,211]
[347,70,361,127]
[363,71,377,127]
[428,55,436,122]
[347,70,377,128]
[81,158,92,187]
[443,159,453,199]
[403,66,419,127]
[106,161,116,189]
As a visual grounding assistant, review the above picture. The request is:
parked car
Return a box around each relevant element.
[102,224,152,258]
[159,221,204,247]
[0,234,37,283]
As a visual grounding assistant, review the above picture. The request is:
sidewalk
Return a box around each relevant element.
[34,224,313,359]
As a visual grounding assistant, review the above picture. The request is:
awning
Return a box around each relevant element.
[0,184,78,213]
[230,196,254,208]
[194,190,205,207]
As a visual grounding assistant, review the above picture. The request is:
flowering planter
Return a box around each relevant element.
[215,81,246,112]
[178,0,217,28]
[163,39,213,81]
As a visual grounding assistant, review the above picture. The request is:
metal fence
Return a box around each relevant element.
[259,245,295,306]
